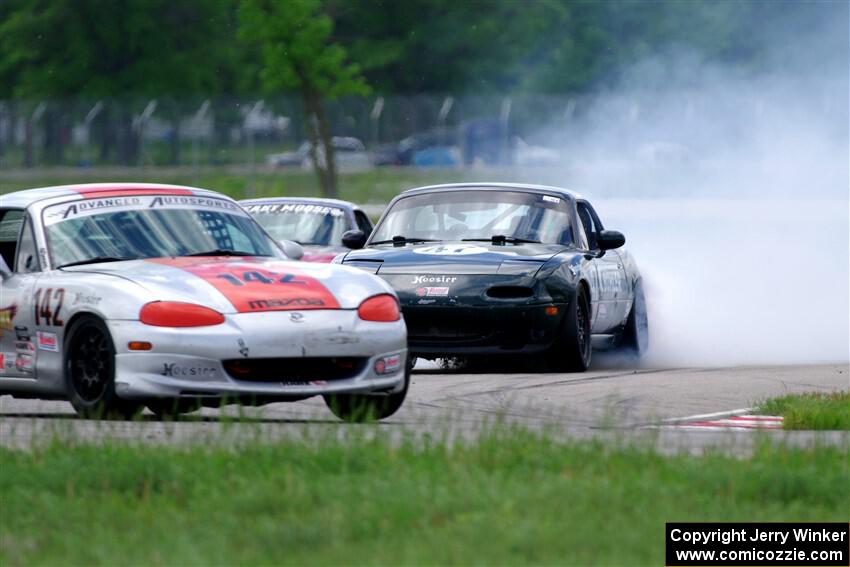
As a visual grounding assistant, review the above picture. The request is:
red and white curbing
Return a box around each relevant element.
[658,409,784,431]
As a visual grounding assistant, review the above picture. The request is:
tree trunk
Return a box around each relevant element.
[302,88,338,198]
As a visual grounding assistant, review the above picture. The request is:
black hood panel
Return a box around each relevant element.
[345,241,565,275]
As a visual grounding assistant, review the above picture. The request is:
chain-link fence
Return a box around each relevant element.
[0,95,587,170]
[1,87,844,173]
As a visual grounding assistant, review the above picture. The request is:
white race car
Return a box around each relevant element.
[0,184,408,421]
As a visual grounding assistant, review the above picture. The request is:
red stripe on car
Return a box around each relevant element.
[148,257,340,312]
[76,187,195,199]
[301,253,339,263]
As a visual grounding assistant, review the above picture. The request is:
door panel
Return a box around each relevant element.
[0,211,40,378]
[579,257,603,330]
[0,272,40,378]
[596,249,630,332]
[577,201,634,333]
[576,202,618,332]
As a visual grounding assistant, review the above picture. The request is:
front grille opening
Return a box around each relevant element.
[486,286,534,299]
[222,357,367,382]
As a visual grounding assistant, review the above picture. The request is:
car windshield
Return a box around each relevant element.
[43,194,281,268]
[370,190,574,245]
[244,202,348,246]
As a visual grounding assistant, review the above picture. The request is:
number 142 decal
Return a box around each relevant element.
[217,271,306,286]
[34,288,65,327]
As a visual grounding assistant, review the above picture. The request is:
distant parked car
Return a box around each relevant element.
[241,197,374,263]
[372,128,460,167]
[266,137,370,170]
[266,144,308,167]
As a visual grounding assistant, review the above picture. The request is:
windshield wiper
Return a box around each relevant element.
[57,256,134,269]
[463,235,541,245]
[370,236,441,246]
[182,249,257,257]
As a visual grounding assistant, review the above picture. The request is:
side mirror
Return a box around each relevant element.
[342,229,367,250]
[598,230,625,251]
[279,240,304,261]
[0,256,11,280]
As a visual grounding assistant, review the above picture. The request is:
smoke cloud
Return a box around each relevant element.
[535,7,848,366]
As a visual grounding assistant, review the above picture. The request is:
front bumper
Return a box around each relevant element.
[107,310,407,400]
[403,301,567,358]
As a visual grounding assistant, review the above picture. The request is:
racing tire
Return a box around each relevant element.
[323,367,410,422]
[621,279,649,356]
[545,284,592,372]
[64,315,143,420]
[146,398,202,421]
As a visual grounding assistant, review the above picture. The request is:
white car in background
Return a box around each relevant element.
[241,197,374,263]
[0,183,408,421]
[266,137,371,170]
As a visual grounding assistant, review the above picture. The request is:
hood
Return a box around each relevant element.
[343,241,566,276]
[62,256,391,312]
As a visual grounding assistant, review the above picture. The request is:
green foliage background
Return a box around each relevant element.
[1,0,842,99]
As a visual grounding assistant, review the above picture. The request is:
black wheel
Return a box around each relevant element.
[64,316,142,419]
[146,398,202,420]
[545,284,592,372]
[622,279,649,355]
[323,366,410,422]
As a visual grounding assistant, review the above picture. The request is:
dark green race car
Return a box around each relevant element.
[335,183,648,372]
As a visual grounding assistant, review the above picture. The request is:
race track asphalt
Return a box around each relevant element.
[1,362,847,453]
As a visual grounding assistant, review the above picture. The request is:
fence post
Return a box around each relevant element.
[370,97,384,148]
[25,102,46,168]
[245,100,265,199]
[438,96,454,146]
[135,99,158,168]
[500,97,512,165]
[192,100,211,185]
[83,101,104,168]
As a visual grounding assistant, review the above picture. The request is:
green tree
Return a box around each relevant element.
[0,0,238,165]
[330,0,826,95]
[239,0,369,197]
[331,0,561,93]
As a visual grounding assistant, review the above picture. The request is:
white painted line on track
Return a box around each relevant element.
[660,408,753,424]
[662,425,778,431]
[660,416,784,430]
[649,409,785,430]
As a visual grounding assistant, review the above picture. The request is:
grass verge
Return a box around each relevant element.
[754,391,850,430]
[1,428,847,566]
